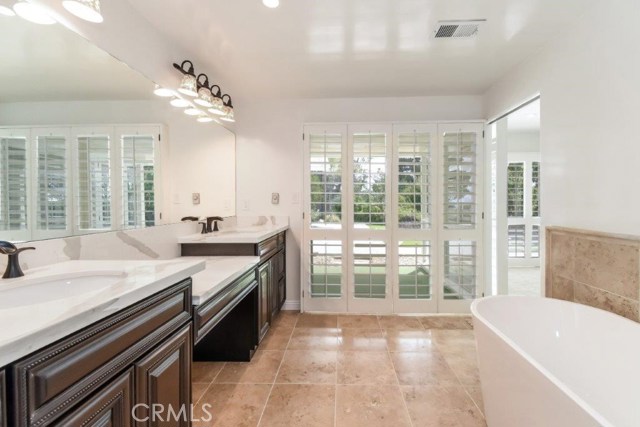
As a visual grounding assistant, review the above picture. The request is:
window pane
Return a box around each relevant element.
[443,240,476,300]
[507,162,524,217]
[77,136,111,230]
[122,135,155,228]
[353,240,386,298]
[309,133,342,229]
[532,225,540,258]
[0,137,28,231]
[443,132,476,229]
[310,240,342,298]
[532,161,540,217]
[37,136,67,230]
[353,133,386,229]
[397,131,431,229]
[398,240,431,299]
[508,225,526,258]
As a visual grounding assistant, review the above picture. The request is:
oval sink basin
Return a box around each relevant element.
[0,271,126,309]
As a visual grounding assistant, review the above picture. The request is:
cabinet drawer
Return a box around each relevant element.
[257,235,278,261]
[12,280,192,427]
[194,270,257,344]
[57,368,134,427]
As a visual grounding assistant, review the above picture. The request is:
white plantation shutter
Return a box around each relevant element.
[76,134,112,231]
[0,134,29,239]
[443,131,477,229]
[120,131,157,229]
[34,130,70,238]
[309,133,343,229]
[352,132,387,229]
[397,131,431,229]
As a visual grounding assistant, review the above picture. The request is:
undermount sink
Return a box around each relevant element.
[0,271,126,309]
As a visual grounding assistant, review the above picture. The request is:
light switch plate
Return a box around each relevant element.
[271,192,280,205]
[192,193,201,205]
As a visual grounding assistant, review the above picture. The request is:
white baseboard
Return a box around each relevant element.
[281,300,301,311]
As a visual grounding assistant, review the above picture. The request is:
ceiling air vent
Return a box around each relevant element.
[434,20,486,39]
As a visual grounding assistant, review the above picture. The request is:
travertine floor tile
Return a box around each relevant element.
[193,384,271,427]
[378,315,424,330]
[288,327,340,350]
[276,350,337,384]
[337,351,397,385]
[214,350,284,384]
[271,311,299,329]
[260,327,293,350]
[384,330,436,352]
[390,351,460,386]
[337,315,381,329]
[465,386,485,415]
[192,362,225,384]
[420,316,473,330]
[258,384,335,427]
[192,383,209,403]
[401,385,486,427]
[337,328,387,351]
[296,313,338,328]
[336,385,412,427]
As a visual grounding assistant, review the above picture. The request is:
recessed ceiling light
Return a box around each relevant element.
[62,0,103,23]
[262,0,279,8]
[13,0,56,24]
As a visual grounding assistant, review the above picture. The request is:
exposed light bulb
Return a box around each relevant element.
[178,74,198,97]
[153,85,174,97]
[62,0,103,23]
[262,0,279,8]
[13,0,56,24]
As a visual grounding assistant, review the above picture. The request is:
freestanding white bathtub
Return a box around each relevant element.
[471,296,640,427]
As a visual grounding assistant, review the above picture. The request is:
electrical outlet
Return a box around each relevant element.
[192,193,201,205]
[242,200,250,211]
[271,192,280,205]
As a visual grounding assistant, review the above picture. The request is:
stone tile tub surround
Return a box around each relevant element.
[546,226,640,321]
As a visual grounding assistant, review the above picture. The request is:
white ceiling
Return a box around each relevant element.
[128,0,595,98]
[0,18,154,102]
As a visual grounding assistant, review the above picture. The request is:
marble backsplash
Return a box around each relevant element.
[0,216,288,273]
[546,226,640,321]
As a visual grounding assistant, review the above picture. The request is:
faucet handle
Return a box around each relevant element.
[0,241,17,255]
[207,216,224,221]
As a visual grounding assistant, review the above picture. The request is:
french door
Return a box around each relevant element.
[303,122,483,314]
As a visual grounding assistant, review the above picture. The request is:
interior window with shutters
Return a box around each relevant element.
[508,224,526,258]
[507,162,524,217]
[443,240,476,300]
[77,135,111,230]
[310,240,342,298]
[36,136,67,231]
[0,137,28,233]
[353,240,386,298]
[397,131,431,229]
[310,133,342,229]
[532,161,540,217]
[122,135,155,229]
[353,133,386,229]
[443,132,476,228]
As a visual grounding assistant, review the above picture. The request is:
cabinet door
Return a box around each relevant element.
[135,324,192,427]
[58,368,134,427]
[258,262,271,339]
[270,252,284,318]
[0,370,6,427]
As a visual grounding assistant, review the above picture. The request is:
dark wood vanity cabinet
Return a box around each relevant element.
[0,370,6,427]
[8,279,193,427]
[258,261,271,339]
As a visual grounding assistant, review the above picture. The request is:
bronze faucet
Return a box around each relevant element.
[0,241,35,278]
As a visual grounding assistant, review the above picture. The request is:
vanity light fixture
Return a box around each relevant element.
[197,115,214,123]
[194,74,214,108]
[62,0,103,23]
[219,95,235,123]
[13,0,56,24]
[207,85,226,115]
[263,0,279,8]
[174,60,198,97]
[153,85,174,97]
[170,97,190,108]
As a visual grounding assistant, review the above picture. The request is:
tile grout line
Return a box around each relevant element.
[256,315,297,427]
[386,325,415,427]
[193,362,227,407]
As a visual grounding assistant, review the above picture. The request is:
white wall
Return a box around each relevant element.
[234,95,484,305]
[484,1,640,236]
[0,100,236,223]
[507,131,540,153]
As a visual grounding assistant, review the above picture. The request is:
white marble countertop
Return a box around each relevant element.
[190,256,260,305]
[0,258,205,367]
[178,224,289,244]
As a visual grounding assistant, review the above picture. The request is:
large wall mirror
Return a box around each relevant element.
[0,18,236,242]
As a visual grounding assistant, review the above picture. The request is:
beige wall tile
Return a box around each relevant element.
[550,274,575,301]
[573,282,639,322]
[548,232,576,280]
